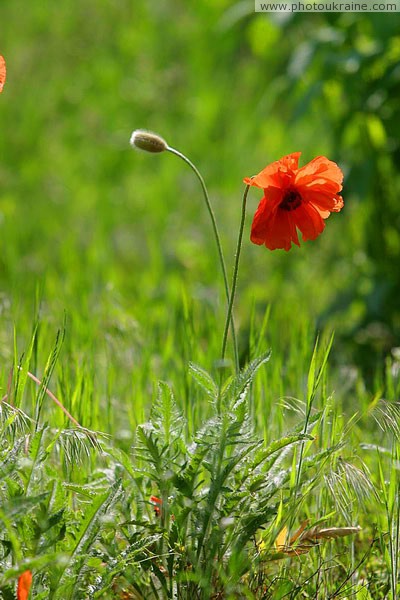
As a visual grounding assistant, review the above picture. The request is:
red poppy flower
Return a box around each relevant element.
[0,55,6,93]
[17,570,32,600]
[244,152,344,251]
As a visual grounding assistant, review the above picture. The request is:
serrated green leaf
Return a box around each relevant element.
[188,362,218,400]
[231,350,271,410]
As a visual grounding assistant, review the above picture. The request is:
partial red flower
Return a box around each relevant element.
[17,570,32,600]
[0,55,6,93]
[150,495,162,517]
[244,152,344,251]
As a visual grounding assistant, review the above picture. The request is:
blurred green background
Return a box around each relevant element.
[1,1,400,430]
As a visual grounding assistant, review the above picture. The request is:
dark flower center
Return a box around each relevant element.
[279,190,302,211]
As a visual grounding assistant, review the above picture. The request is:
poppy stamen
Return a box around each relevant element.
[280,190,302,211]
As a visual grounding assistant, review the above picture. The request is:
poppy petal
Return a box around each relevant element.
[279,152,302,171]
[265,209,300,251]
[333,194,344,211]
[17,570,32,600]
[250,187,285,243]
[295,156,343,191]
[250,197,270,245]
[300,189,344,214]
[0,55,6,93]
[311,205,331,219]
[292,203,325,241]
[244,152,301,189]
[251,200,300,251]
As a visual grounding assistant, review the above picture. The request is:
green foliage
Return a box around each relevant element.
[0,408,120,599]
[115,354,362,598]
[0,335,399,597]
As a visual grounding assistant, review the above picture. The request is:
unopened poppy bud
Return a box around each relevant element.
[130,129,168,153]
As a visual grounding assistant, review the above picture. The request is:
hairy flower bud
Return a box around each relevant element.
[130,129,168,153]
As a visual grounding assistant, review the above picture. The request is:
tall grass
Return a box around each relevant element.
[1,302,399,597]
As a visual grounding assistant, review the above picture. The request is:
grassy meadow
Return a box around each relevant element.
[1,2,400,598]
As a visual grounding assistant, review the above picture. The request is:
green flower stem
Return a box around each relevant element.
[220,184,250,366]
[167,146,239,372]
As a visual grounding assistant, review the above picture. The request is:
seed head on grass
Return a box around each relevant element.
[272,522,362,559]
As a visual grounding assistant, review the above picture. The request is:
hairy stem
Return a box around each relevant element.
[220,184,250,366]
